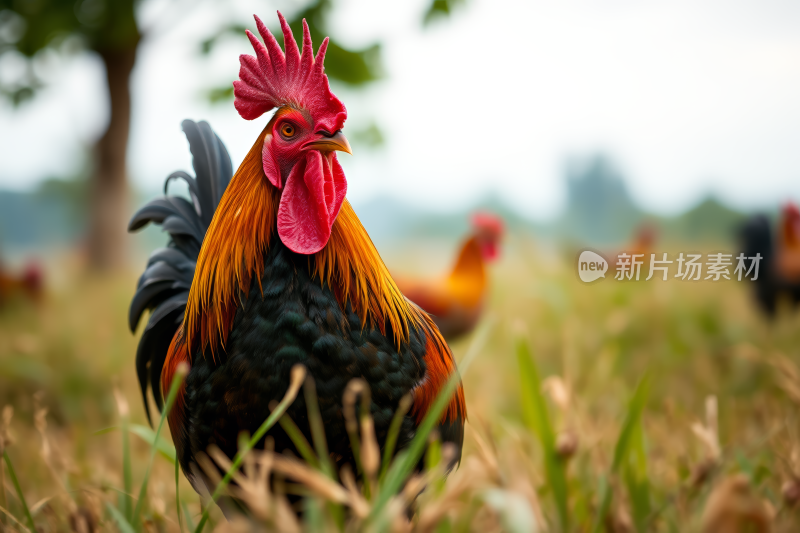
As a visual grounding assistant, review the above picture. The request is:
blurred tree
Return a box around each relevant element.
[662,196,746,244]
[0,0,140,270]
[423,0,466,26]
[0,0,379,270]
[0,0,462,269]
[561,154,643,245]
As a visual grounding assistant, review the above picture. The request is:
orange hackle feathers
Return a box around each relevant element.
[410,313,467,425]
[162,328,190,453]
[182,117,428,348]
[183,119,417,355]
[314,202,415,343]
[180,113,464,425]
[317,212,466,423]
[184,124,279,356]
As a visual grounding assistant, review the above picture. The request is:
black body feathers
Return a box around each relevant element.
[128,120,233,420]
[178,239,436,477]
[740,214,800,315]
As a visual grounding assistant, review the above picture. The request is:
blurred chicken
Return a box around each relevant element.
[741,203,800,314]
[611,223,657,268]
[775,203,800,281]
[394,212,503,341]
[0,260,43,305]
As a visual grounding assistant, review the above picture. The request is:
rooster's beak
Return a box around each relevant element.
[304,131,353,155]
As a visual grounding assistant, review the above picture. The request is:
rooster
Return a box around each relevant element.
[128,12,465,501]
[740,203,800,315]
[393,212,503,341]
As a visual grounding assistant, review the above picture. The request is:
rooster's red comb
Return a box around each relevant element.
[471,211,504,236]
[233,12,346,132]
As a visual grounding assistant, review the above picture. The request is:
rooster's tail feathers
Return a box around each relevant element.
[128,119,232,422]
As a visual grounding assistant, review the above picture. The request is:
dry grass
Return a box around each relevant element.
[1,236,800,531]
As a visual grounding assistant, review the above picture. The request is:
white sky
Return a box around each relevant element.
[1,0,800,220]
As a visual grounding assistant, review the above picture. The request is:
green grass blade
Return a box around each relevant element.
[182,502,196,533]
[303,378,336,480]
[129,424,176,464]
[194,365,306,533]
[373,376,461,514]
[369,318,492,522]
[265,404,345,532]
[277,411,321,469]
[592,475,612,533]
[121,414,133,521]
[611,375,650,472]
[3,450,35,531]
[625,423,651,532]
[591,374,650,533]
[131,364,187,530]
[515,336,569,531]
[379,394,412,483]
[426,431,445,495]
[0,443,6,528]
[175,455,182,532]
[106,501,137,533]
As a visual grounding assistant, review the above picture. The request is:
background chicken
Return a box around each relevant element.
[740,203,800,315]
[129,12,465,504]
[394,212,503,341]
[0,260,43,306]
[611,223,657,269]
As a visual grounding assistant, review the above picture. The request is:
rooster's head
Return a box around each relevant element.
[781,202,800,248]
[471,212,504,261]
[234,12,351,254]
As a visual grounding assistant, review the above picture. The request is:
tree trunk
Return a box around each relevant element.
[87,46,137,271]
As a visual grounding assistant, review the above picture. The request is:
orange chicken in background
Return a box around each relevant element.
[611,223,657,268]
[394,212,504,341]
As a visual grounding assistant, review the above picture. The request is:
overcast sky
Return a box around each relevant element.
[1,0,800,220]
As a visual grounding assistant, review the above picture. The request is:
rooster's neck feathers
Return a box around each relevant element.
[233,11,346,134]
[184,126,428,356]
[184,125,277,356]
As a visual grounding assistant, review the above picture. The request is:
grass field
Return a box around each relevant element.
[0,236,799,532]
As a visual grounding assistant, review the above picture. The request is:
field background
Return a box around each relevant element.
[1,231,798,532]
[2,0,800,529]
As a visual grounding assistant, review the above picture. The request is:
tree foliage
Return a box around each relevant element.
[0,0,392,108]
[0,0,139,105]
[0,0,465,267]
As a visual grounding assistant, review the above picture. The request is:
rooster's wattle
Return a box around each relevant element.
[128,12,465,499]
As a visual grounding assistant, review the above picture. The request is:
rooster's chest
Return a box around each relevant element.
[181,242,427,469]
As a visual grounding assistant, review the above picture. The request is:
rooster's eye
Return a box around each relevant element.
[280,124,296,139]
